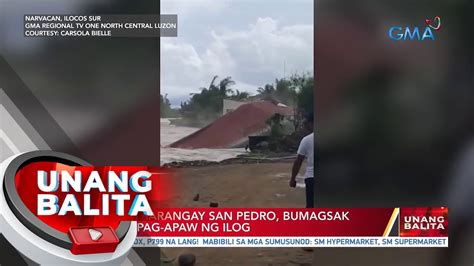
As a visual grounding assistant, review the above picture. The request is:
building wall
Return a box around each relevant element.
[222,99,248,115]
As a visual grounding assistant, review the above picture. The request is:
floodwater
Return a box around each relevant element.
[160,119,245,165]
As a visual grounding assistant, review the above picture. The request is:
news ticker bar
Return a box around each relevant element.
[136,207,448,239]
[130,207,448,248]
[133,237,448,248]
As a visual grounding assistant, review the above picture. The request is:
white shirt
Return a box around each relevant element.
[297,133,314,178]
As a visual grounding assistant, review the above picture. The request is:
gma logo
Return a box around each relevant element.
[388,26,435,41]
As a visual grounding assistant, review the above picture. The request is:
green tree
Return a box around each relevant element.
[160,94,179,118]
[257,84,275,96]
[230,89,250,100]
[217,76,236,97]
[294,75,314,115]
[275,78,296,105]
[180,76,240,125]
[179,73,314,127]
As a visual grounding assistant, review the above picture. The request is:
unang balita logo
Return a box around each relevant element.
[399,207,448,237]
[389,16,441,41]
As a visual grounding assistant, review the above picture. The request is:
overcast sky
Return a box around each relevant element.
[161,0,313,106]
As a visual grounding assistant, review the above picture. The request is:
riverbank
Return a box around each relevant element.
[162,152,296,168]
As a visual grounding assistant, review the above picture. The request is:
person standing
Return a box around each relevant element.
[289,113,314,208]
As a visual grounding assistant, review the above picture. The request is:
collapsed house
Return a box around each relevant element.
[169,101,294,149]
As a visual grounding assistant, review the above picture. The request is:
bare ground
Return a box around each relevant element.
[162,161,314,266]
[159,162,447,266]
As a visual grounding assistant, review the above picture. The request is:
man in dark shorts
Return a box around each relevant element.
[289,113,314,208]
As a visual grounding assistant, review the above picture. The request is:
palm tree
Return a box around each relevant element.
[257,84,275,95]
[206,75,235,97]
[208,75,219,90]
[218,76,236,97]
[232,89,250,100]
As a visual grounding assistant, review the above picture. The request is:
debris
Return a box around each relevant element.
[193,193,200,201]
[209,202,219,207]
[162,155,295,168]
